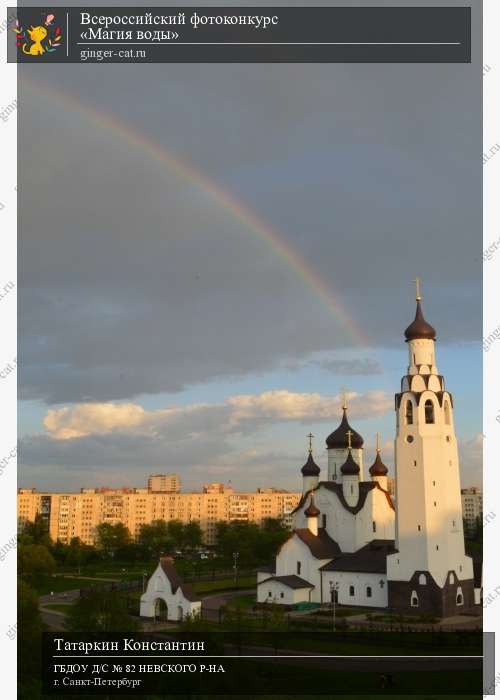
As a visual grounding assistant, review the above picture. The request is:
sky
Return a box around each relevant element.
[18,0,482,492]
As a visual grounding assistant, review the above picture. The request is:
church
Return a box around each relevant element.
[257,289,476,617]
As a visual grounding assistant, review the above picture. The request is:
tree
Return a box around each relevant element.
[96,522,131,557]
[18,543,56,577]
[65,591,139,634]
[166,519,185,548]
[66,537,97,570]
[138,520,172,556]
[184,521,202,550]
[19,513,52,548]
[18,580,42,697]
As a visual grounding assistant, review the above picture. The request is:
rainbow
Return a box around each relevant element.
[23,76,370,347]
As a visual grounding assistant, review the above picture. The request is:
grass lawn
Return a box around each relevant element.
[193,575,256,595]
[226,593,256,609]
[313,606,374,618]
[23,575,108,596]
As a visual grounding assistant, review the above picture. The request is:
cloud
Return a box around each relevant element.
[42,389,392,441]
[18,57,481,405]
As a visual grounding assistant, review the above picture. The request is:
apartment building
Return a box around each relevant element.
[17,480,300,546]
[147,474,181,493]
[461,487,483,530]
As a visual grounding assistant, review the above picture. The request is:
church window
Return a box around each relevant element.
[434,501,437,507]
[419,574,427,585]
[456,587,463,605]
[372,521,376,533]
[268,591,272,597]
[414,460,417,466]
[444,401,451,425]
[418,525,421,531]
[452,520,456,528]
[322,514,327,529]
[366,586,372,598]
[406,435,414,443]
[436,545,439,551]
[411,591,419,607]
[297,561,301,576]
[350,485,354,495]
[449,573,455,583]
[446,436,451,443]
[349,585,355,597]
[459,565,462,572]
[424,400,435,424]
[280,592,284,599]
[405,400,413,425]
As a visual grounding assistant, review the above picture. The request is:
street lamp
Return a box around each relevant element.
[233,552,239,584]
[329,581,339,631]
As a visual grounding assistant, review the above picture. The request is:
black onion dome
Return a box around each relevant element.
[301,452,320,476]
[304,495,320,518]
[340,449,360,476]
[326,409,364,450]
[404,300,436,342]
[369,451,388,477]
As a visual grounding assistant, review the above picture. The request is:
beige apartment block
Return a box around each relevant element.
[17,481,301,545]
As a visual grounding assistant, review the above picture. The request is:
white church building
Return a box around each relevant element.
[258,290,476,616]
[140,557,201,621]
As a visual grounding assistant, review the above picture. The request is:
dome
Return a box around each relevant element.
[404,300,436,342]
[301,452,320,476]
[369,451,388,477]
[326,408,364,449]
[340,449,360,476]
[304,494,320,517]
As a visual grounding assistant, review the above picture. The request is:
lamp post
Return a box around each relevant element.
[233,551,239,584]
[329,581,339,631]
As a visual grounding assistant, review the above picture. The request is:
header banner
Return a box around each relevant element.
[8,6,471,63]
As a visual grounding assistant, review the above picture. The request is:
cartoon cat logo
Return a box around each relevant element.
[14,14,63,57]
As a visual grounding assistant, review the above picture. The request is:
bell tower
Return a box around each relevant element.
[387,280,474,615]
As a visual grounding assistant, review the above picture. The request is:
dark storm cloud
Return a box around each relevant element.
[18,3,481,405]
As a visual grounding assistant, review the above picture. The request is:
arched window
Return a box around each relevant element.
[456,587,463,606]
[449,573,455,584]
[424,399,435,424]
[297,561,301,575]
[322,514,327,529]
[410,591,419,607]
[444,401,451,425]
[418,574,427,585]
[405,400,413,425]
[349,585,355,597]
[366,586,372,598]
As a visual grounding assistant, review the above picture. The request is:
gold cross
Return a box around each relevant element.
[341,386,348,411]
[307,432,314,453]
[346,429,353,450]
[414,277,422,301]
[376,432,381,453]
